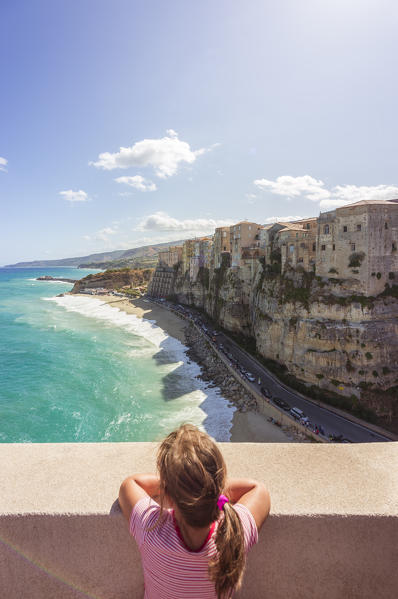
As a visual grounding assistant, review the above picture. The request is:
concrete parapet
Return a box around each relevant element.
[1,442,397,598]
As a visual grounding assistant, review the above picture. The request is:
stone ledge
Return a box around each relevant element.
[1,442,397,598]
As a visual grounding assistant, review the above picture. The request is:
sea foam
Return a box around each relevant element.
[46,295,235,441]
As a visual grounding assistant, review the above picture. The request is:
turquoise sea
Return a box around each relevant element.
[0,268,233,443]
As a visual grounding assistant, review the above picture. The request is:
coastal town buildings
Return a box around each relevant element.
[158,245,182,268]
[149,199,398,298]
[230,221,263,267]
[276,218,318,273]
[181,239,196,275]
[213,226,232,269]
[147,265,175,298]
[316,199,398,295]
[189,238,213,280]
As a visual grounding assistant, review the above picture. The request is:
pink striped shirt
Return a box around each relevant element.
[129,497,258,599]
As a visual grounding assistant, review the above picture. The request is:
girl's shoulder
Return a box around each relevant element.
[232,503,259,550]
[129,497,171,546]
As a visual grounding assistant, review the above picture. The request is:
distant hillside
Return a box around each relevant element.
[5,240,185,268]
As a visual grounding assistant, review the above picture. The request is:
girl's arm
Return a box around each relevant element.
[225,478,270,531]
[119,474,160,522]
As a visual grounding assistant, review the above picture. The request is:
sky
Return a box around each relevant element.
[1,0,398,264]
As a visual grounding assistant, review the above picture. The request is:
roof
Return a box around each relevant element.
[277,222,305,230]
[337,199,398,209]
[278,225,307,233]
[233,221,262,226]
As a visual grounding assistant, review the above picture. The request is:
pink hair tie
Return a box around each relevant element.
[217,494,229,510]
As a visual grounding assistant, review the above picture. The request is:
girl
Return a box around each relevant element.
[119,424,270,599]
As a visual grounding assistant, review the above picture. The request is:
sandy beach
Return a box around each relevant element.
[99,295,188,343]
[93,294,292,443]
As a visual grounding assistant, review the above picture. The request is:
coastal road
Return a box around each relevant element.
[214,332,390,443]
[150,298,392,442]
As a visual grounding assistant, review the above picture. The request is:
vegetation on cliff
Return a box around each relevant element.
[171,258,398,433]
[71,268,153,294]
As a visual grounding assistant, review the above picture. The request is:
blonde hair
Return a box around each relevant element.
[157,424,246,598]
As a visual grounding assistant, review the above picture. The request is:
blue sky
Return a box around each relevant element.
[1,0,398,264]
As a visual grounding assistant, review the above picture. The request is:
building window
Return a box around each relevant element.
[357,224,361,231]
[298,257,303,263]
[333,244,335,251]
[321,245,326,251]
[324,224,329,234]
[392,242,397,252]
[300,242,306,248]
[289,245,294,253]
[312,243,316,251]
[385,222,388,229]
[306,223,310,229]
[351,244,356,251]
[343,226,348,232]
[248,225,251,230]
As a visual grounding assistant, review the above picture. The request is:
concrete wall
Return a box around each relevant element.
[1,442,397,599]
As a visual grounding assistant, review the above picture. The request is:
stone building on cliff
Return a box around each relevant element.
[275,218,317,273]
[316,199,398,295]
[147,265,175,298]
[189,237,213,281]
[230,221,263,267]
[158,245,182,268]
[213,226,232,269]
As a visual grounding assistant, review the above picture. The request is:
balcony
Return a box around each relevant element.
[0,442,397,598]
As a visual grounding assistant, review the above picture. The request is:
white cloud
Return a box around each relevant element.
[318,185,398,209]
[254,175,398,209]
[114,175,157,192]
[136,212,233,234]
[331,184,398,203]
[245,193,257,204]
[254,175,331,202]
[90,130,208,178]
[83,226,118,244]
[0,157,8,172]
[59,189,89,203]
[318,199,348,210]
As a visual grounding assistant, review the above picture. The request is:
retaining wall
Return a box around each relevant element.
[1,442,397,598]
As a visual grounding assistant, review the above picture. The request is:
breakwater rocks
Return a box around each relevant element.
[185,325,258,413]
[185,323,314,442]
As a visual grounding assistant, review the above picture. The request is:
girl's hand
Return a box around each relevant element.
[119,473,161,521]
[225,478,270,531]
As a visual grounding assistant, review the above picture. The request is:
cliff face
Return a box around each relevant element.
[71,268,153,293]
[173,264,252,334]
[171,262,398,431]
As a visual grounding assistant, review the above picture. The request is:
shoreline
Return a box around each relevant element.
[77,293,293,443]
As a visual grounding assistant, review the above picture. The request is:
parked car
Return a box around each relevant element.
[246,373,256,383]
[260,387,271,398]
[273,397,291,411]
[290,407,309,423]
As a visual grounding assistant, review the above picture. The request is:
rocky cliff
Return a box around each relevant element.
[71,268,153,293]
[171,261,398,432]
